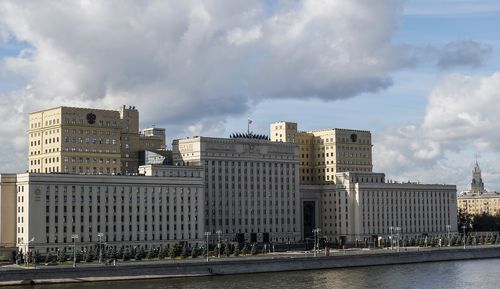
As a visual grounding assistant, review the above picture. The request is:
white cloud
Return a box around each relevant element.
[423,73,500,145]
[226,26,262,46]
[375,72,500,191]
[0,0,412,172]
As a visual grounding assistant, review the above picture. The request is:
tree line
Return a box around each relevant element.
[18,242,264,265]
[457,208,500,232]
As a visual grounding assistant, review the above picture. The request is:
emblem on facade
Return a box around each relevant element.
[86,113,96,124]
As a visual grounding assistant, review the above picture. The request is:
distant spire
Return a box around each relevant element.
[473,158,481,173]
[471,157,485,193]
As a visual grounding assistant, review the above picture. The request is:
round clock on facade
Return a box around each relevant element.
[350,133,357,142]
[86,113,96,124]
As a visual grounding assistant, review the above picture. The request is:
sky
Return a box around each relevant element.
[1,0,499,192]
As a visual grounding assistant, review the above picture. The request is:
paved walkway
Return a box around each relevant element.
[3,244,499,271]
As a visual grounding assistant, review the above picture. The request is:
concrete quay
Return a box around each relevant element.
[1,246,500,286]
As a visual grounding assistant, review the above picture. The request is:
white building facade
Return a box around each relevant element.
[301,172,458,243]
[173,135,302,243]
[9,166,204,253]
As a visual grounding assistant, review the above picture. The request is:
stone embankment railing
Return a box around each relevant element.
[1,246,500,286]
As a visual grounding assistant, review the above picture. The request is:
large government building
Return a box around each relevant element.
[0,106,458,255]
[172,135,301,243]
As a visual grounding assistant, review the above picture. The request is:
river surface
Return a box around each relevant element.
[8,258,500,289]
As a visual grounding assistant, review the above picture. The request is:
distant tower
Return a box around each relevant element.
[471,160,485,194]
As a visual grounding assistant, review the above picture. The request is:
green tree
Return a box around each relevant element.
[458,208,473,232]
[45,252,54,263]
[122,247,131,261]
[158,247,167,259]
[233,243,240,257]
[181,245,189,259]
[486,234,493,244]
[33,250,42,264]
[224,243,232,257]
[75,250,83,263]
[100,247,108,260]
[116,247,124,259]
[191,247,199,258]
[241,244,249,255]
[57,248,67,263]
[135,247,144,261]
[169,243,182,259]
[250,244,258,255]
[473,213,495,231]
[146,248,155,259]
[85,249,95,262]
[219,243,225,257]
[202,246,208,258]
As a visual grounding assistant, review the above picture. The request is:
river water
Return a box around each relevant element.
[9,258,500,289]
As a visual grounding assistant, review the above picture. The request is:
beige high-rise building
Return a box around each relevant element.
[458,161,500,215]
[270,121,372,184]
[28,106,165,175]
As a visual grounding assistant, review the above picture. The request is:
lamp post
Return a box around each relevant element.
[25,237,35,266]
[97,233,104,264]
[395,227,401,252]
[71,234,79,267]
[389,226,394,250]
[446,225,451,247]
[216,230,222,258]
[204,232,211,262]
[313,228,321,257]
[462,225,466,249]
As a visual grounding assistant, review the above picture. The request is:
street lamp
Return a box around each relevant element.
[25,237,35,266]
[204,232,211,262]
[313,228,321,257]
[462,225,467,249]
[394,227,401,252]
[446,225,451,247]
[71,234,79,267]
[216,230,222,258]
[389,226,394,250]
[97,233,104,264]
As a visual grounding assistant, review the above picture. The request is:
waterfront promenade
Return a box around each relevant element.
[1,245,500,286]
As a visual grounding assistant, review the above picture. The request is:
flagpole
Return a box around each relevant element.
[247,117,253,135]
